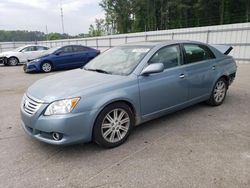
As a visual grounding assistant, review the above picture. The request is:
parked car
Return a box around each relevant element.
[0,45,49,66]
[23,45,100,73]
[20,40,237,148]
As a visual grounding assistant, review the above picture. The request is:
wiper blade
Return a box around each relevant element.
[84,68,111,74]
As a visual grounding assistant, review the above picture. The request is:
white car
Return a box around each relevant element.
[0,45,49,66]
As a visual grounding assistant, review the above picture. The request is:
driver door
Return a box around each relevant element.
[53,46,75,69]
[138,45,188,118]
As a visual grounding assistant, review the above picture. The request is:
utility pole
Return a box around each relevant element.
[45,25,48,40]
[60,0,65,34]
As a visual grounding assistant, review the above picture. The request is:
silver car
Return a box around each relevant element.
[20,40,237,148]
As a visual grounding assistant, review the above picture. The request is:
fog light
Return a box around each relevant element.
[52,132,62,141]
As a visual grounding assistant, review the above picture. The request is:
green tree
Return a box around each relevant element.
[48,33,61,40]
[96,0,250,34]
[88,19,106,37]
[100,0,133,34]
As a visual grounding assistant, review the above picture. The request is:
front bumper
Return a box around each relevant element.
[20,102,98,145]
[23,63,39,73]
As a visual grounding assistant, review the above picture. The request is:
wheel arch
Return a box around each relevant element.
[8,56,19,62]
[96,99,137,122]
[104,100,136,117]
[41,60,54,67]
[40,60,54,71]
[208,73,230,98]
[91,99,138,141]
[218,75,229,89]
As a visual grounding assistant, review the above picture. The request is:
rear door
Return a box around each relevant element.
[182,43,217,100]
[71,46,90,67]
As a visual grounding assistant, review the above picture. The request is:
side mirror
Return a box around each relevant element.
[141,63,164,76]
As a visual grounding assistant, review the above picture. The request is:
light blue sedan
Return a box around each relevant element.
[20,40,237,148]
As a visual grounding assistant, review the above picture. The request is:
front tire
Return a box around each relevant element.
[93,103,134,148]
[41,62,52,73]
[207,78,228,106]
[7,57,19,66]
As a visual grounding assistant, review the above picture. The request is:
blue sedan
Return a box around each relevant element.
[20,40,237,148]
[23,45,100,73]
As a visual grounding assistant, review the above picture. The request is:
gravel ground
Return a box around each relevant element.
[0,64,249,188]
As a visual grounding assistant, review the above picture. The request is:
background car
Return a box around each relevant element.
[20,40,237,148]
[0,45,49,66]
[23,45,100,73]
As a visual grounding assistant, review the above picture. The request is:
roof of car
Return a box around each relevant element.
[19,45,47,48]
[54,44,89,48]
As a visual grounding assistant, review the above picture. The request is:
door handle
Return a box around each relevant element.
[212,66,216,70]
[179,74,185,79]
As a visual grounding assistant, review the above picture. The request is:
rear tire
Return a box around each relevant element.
[41,62,52,73]
[207,78,228,106]
[7,57,19,66]
[93,102,134,148]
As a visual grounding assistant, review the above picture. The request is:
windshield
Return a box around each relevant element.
[14,46,25,52]
[84,46,151,75]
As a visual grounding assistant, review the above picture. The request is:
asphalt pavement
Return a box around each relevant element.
[0,64,249,188]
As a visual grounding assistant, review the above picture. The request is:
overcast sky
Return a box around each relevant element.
[0,0,104,35]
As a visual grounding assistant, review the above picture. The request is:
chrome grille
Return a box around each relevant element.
[23,95,43,115]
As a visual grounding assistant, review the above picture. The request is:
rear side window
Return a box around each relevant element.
[72,46,88,52]
[36,46,48,51]
[183,44,215,64]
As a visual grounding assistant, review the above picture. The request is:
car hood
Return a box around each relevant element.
[33,53,51,60]
[27,69,125,103]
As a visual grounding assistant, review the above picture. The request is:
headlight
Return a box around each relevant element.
[30,59,40,63]
[44,97,80,116]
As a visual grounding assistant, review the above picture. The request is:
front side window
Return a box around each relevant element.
[183,44,215,64]
[149,45,182,69]
[84,46,151,75]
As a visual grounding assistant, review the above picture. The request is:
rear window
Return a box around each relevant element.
[183,44,215,64]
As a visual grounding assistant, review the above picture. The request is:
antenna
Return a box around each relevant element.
[60,0,65,34]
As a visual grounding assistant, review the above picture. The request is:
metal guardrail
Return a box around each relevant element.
[0,23,249,62]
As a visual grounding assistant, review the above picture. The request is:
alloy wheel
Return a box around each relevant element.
[101,108,130,143]
[213,80,226,103]
[9,57,18,66]
[42,62,52,72]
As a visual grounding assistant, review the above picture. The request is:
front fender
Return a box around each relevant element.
[74,78,141,125]
[5,52,27,63]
